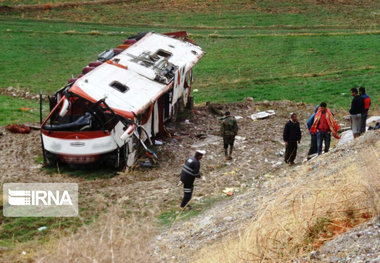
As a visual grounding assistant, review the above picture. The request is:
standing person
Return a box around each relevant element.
[220,111,238,160]
[283,113,301,165]
[359,87,371,134]
[180,150,205,210]
[349,88,364,139]
[306,106,319,160]
[310,102,340,155]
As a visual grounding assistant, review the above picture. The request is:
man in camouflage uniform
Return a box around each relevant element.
[220,111,238,160]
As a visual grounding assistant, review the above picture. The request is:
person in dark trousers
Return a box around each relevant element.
[312,103,331,155]
[310,102,340,155]
[306,106,319,160]
[220,111,238,160]
[350,88,364,139]
[359,87,371,135]
[283,113,301,164]
[180,150,205,209]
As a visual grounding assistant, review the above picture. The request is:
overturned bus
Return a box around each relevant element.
[40,31,204,169]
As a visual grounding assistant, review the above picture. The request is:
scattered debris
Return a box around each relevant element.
[5,124,31,134]
[155,140,163,145]
[272,161,282,168]
[369,122,380,130]
[206,101,224,116]
[195,133,207,139]
[19,107,35,112]
[37,226,47,231]
[223,187,234,196]
[137,159,154,168]
[250,110,275,120]
[367,116,380,125]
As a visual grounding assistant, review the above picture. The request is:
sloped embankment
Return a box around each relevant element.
[156,130,380,262]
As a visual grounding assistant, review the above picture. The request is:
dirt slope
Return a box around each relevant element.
[0,100,356,262]
[163,130,380,263]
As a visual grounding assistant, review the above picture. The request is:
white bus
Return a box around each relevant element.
[40,31,204,169]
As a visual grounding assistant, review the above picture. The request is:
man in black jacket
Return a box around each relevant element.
[180,150,205,209]
[349,87,364,139]
[283,113,302,164]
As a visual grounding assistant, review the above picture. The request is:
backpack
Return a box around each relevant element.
[222,117,237,136]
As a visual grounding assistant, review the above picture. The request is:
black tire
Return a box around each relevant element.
[112,145,128,170]
[44,151,59,167]
[186,96,194,110]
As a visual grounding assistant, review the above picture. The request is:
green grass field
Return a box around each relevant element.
[0,0,379,126]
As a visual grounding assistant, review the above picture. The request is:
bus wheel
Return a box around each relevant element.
[44,151,58,167]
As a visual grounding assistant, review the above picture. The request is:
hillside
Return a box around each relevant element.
[158,128,380,263]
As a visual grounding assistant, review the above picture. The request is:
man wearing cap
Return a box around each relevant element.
[283,113,301,164]
[220,111,238,160]
[180,150,205,209]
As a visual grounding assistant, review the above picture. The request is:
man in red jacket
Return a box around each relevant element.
[310,102,340,155]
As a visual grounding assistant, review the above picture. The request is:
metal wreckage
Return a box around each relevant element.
[40,31,204,169]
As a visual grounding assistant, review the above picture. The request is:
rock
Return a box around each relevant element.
[337,130,353,146]
[0,246,9,252]
[245,97,254,103]
[200,216,213,228]
[309,250,320,260]
[223,216,233,222]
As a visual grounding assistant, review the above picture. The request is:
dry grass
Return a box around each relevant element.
[33,206,159,263]
[195,133,380,262]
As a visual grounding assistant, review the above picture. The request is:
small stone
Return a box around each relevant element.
[245,97,254,103]
[262,100,270,106]
[223,216,233,222]
[310,250,320,259]
[200,216,213,228]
